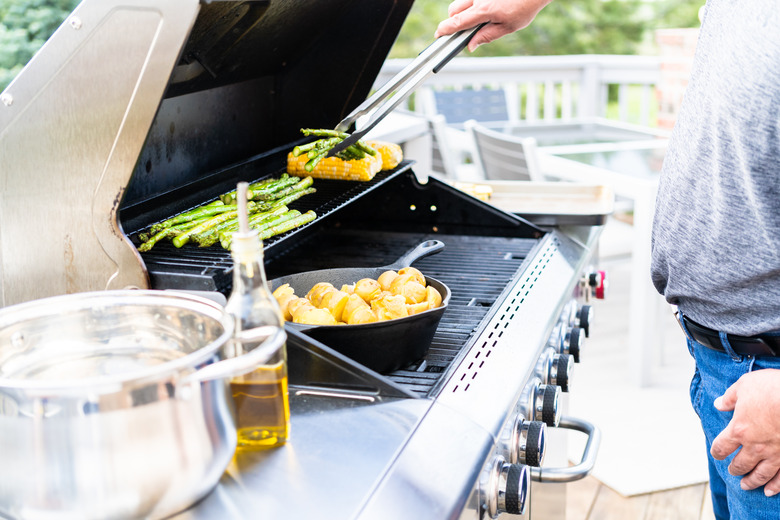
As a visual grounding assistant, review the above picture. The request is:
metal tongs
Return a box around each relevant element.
[326,24,487,157]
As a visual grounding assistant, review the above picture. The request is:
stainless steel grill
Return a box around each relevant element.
[0,2,607,518]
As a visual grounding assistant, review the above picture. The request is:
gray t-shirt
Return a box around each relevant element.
[650,0,780,336]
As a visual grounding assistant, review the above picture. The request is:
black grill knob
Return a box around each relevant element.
[534,383,561,427]
[564,326,585,363]
[550,353,573,392]
[497,462,530,516]
[577,304,594,337]
[512,418,546,467]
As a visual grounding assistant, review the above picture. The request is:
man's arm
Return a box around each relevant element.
[434,0,553,52]
[711,369,780,497]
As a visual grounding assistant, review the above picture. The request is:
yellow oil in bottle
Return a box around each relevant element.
[231,357,290,449]
[226,182,291,451]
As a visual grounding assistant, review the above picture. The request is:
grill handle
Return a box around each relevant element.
[529,415,601,483]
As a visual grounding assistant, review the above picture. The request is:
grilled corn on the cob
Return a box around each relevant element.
[367,141,403,170]
[287,152,382,181]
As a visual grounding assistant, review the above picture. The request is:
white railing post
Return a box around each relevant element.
[579,59,601,119]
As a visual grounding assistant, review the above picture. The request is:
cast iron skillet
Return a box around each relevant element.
[269,240,450,374]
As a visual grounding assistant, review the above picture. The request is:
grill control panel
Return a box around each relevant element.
[478,289,602,518]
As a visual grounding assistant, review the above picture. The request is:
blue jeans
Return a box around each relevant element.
[682,317,780,519]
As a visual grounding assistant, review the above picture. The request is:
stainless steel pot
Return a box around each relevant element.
[0,290,285,520]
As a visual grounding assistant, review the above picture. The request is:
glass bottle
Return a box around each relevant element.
[224,182,290,449]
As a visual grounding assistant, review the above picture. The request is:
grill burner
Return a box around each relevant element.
[266,230,540,397]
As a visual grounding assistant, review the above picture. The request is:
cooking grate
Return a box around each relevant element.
[264,230,539,397]
[123,164,406,292]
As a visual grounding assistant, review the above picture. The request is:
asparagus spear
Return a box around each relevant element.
[249,174,300,200]
[139,219,206,248]
[195,206,290,247]
[269,187,316,209]
[255,176,314,201]
[298,129,377,170]
[151,202,255,233]
[220,175,290,204]
[220,210,303,250]
[172,210,244,248]
[257,210,317,240]
[138,228,181,252]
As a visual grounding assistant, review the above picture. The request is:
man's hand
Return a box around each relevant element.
[711,369,780,497]
[435,0,553,52]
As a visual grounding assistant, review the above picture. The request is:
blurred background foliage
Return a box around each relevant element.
[389,0,703,58]
[0,0,78,90]
[0,0,703,91]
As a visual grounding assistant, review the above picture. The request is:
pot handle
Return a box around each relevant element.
[386,240,445,270]
[184,326,287,384]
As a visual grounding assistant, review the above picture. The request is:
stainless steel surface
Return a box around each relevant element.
[436,231,591,433]
[0,290,270,520]
[172,394,439,520]
[0,0,200,306]
[327,24,485,157]
[160,227,603,520]
[530,416,601,483]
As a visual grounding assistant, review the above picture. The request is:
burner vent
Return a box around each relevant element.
[449,238,561,394]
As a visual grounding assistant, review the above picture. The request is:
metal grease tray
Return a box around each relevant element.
[452,181,614,226]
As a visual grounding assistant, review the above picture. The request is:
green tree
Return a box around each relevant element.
[389,0,703,59]
[0,0,78,90]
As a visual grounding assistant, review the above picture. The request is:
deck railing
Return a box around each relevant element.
[375,55,661,127]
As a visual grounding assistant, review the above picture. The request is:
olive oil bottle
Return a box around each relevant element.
[225,182,290,449]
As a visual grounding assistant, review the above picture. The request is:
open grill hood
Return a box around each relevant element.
[0,0,414,307]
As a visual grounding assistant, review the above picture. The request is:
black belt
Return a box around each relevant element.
[680,315,780,357]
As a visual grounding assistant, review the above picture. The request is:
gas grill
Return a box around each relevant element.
[0,1,607,518]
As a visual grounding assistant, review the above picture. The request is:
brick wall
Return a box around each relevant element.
[655,28,699,130]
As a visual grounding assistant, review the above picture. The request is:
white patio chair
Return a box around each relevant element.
[465,119,544,181]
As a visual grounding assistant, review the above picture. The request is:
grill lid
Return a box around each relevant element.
[0,0,413,306]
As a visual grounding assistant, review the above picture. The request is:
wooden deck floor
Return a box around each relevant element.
[565,476,715,520]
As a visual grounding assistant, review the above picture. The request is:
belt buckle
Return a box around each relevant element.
[751,336,780,357]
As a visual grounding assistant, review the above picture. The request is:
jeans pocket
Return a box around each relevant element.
[687,339,704,417]
[690,367,703,419]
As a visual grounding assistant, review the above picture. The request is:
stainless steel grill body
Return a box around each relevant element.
[0,2,604,519]
[166,226,601,520]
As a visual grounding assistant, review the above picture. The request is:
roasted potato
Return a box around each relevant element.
[426,286,443,309]
[397,266,425,287]
[377,270,399,291]
[277,292,298,321]
[342,293,370,323]
[319,290,350,322]
[354,278,381,302]
[346,305,378,325]
[273,283,295,300]
[407,301,430,315]
[293,307,339,326]
[306,282,335,307]
[287,297,315,319]
[372,293,409,321]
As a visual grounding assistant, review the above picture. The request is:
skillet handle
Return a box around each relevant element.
[386,240,445,270]
[183,327,286,384]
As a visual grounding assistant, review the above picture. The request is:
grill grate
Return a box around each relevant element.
[129,166,404,292]
[265,231,539,397]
